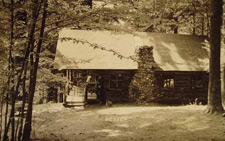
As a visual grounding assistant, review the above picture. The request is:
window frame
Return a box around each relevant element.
[190,74,203,89]
[109,73,124,89]
[162,75,175,89]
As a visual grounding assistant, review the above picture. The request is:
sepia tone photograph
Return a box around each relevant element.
[0,0,225,140]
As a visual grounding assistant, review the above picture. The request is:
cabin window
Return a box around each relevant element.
[162,75,174,88]
[110,73,123,89]
[191,74,203,88]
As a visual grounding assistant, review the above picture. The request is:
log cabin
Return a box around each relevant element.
[54,29,211,104]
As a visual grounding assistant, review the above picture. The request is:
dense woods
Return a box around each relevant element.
[0,0,224,140]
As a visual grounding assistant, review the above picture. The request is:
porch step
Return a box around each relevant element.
[63,102,85,109]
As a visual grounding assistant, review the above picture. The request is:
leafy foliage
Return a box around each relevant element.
[129,0,210,35]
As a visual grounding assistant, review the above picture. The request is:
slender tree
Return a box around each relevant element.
[9,0,15,140]
[205,0,224,114]
[22,0,48,140]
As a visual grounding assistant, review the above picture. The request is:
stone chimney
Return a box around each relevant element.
[130,46,161,103]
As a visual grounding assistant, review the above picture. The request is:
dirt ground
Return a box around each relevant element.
[31,103,225,141]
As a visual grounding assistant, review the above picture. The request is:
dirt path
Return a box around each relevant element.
[31,104,225,141]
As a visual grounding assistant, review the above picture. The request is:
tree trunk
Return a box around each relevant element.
[0,109,1,140]
[3,0,15,140]
[0,79,5,141]
[10,0,15,139]
[206,0,210,37]
[174,26,178,34]
[222,64,225,107]
[22,0,48,140]
[173,17,178,34]
[205,0,224,114]
[201,16,204,36]
[3,0,41,140]
[193,13,196,35]
[17,69,28,141]
[3,90,9,141]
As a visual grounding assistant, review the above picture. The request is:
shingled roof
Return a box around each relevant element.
[54,29,210,71]
[137,32,208,71]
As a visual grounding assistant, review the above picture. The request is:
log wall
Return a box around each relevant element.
[155,71,209,104]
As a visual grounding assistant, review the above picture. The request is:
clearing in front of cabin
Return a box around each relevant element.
[31,104,225,141]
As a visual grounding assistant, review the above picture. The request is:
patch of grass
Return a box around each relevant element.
[189,98,203,106]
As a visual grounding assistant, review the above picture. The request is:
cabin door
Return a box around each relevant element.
[86,73,98,101]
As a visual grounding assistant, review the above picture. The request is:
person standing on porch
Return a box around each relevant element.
[97,75,106,105]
